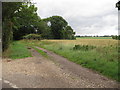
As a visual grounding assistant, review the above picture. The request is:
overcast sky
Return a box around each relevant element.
[32,0,118,36]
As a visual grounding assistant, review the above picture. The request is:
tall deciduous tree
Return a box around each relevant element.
[50,16,68,39]
[2,2,23,51]
[13,3,40,40]
[44,16,75,39]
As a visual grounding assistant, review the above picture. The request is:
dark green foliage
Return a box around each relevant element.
[13,3,40,40]
[43,16,76,39]
[13,15,75,40]
[2,2,43,51]
[62,26,76,39]
[37,20,53,39]
[23,34,42,40]
[116,1,120,10]
[2,2,23,51]
[112,35,120,40]
[2,2,23,21]
[73,45,96,51]
[50,16,68,39]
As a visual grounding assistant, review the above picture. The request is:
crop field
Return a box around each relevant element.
[21,38,119,81]
[42,38,117,46]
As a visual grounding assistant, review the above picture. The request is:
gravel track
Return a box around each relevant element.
[2,47,119,88]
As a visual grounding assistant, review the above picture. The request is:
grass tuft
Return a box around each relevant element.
[32,47,48,57]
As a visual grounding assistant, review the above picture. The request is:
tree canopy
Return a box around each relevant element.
[116,1,120,10]
[43,16,75,39]
[2,2,23,51]
[2,2,76,51]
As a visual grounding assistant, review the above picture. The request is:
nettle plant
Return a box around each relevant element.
[73,45,96,51]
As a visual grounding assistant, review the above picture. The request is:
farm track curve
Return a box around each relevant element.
[2,47,119,88]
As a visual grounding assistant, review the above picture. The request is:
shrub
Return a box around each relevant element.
[73,45,96,51]
[23,34,42,40]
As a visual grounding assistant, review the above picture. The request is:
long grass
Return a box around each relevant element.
[3,41,32,59]
[43,44,118,81]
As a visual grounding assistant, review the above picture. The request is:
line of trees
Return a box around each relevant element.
[112,35,120,40]
[2,2,75,51]
[76,35,112,37]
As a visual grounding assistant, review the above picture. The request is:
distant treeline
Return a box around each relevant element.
[2,2,75,51]
[76,35,112,37]
[76,35,120,40]
[111,35,120,40]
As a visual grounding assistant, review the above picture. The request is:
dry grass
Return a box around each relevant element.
[42,38,118,46]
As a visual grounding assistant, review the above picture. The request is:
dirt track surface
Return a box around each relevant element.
[2,47,119,88]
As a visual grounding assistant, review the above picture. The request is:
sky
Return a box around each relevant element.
[32,0,118,36]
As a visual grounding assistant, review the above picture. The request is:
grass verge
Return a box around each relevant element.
[3,41,32,59]
[43,44,119,81]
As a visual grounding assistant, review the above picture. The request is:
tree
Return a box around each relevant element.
[44,16,75,39]
[2,2,23,51]
[49,16,68,39]
[13,3,40,40]
[34,20,53,39]
[112,35,120,40]
[2,1,41,51]
[62,26,76,39]
[116,1,120,10]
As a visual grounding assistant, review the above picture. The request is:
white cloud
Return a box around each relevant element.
[32,0,118,36]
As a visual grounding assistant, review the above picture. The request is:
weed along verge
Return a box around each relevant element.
[73,45,96,51]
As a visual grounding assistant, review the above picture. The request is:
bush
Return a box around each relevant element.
[23,34,42,40]
[73,45,96,51]
[112,35,120,40]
